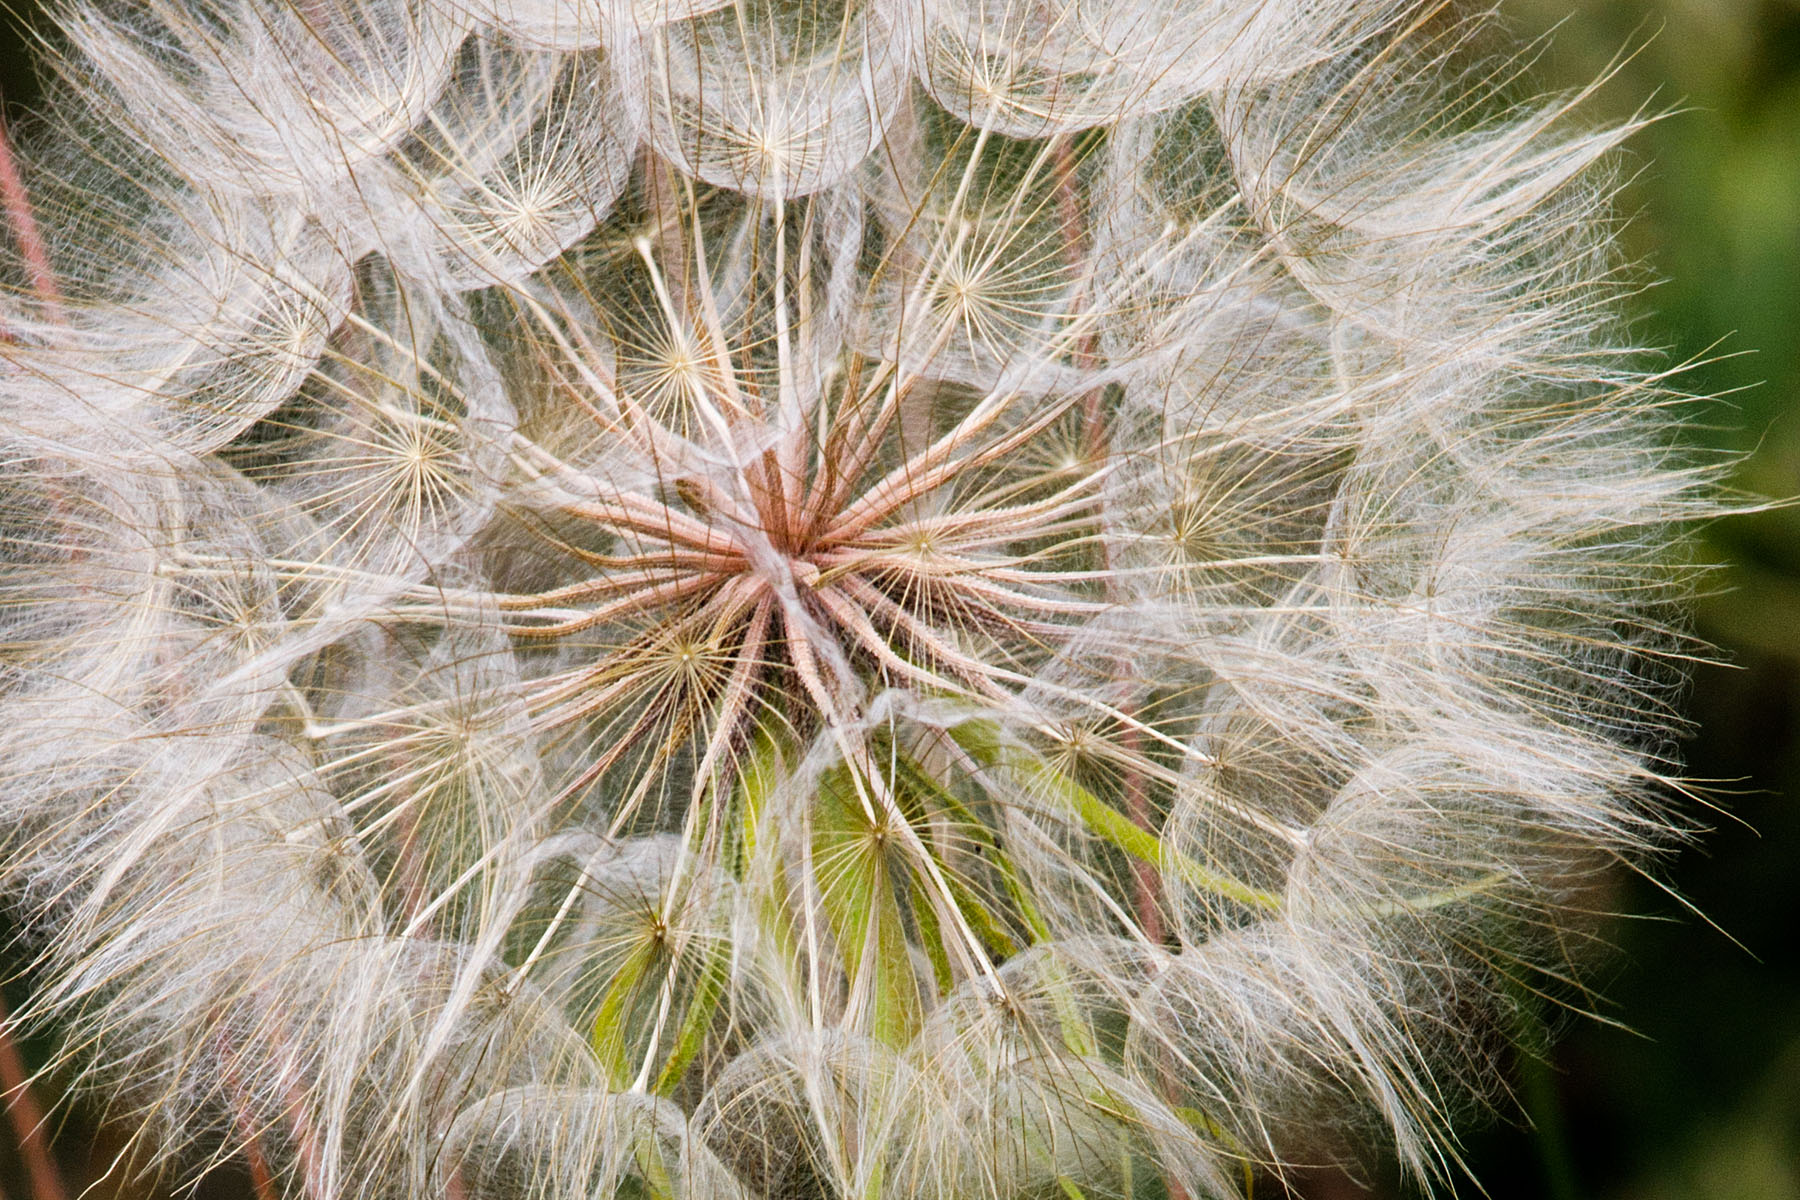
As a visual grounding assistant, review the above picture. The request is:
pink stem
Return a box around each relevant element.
[234,1109,282,1200]
[217,1026,287,1200]
[1049,135,1109,451]
[0,1000,70,1200]
[1051,128,1193,1200]
[0,105,65,331]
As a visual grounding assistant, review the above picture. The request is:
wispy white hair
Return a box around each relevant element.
[0,0,1715,1196]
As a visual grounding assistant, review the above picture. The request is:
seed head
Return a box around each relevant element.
[1,0,1713,1197]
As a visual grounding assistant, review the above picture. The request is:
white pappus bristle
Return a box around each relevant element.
[0,1,1718,1197]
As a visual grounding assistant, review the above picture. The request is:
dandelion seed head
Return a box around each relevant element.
[0,0,1720,1195]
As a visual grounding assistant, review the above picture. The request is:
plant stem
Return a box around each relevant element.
[0,103,65,329]
[0,999,70,1200]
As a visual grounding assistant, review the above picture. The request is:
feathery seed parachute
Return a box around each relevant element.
[0,0,1709,1196]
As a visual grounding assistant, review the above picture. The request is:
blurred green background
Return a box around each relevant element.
[1471,3,1800,1199]
[2,1,1798,1197]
